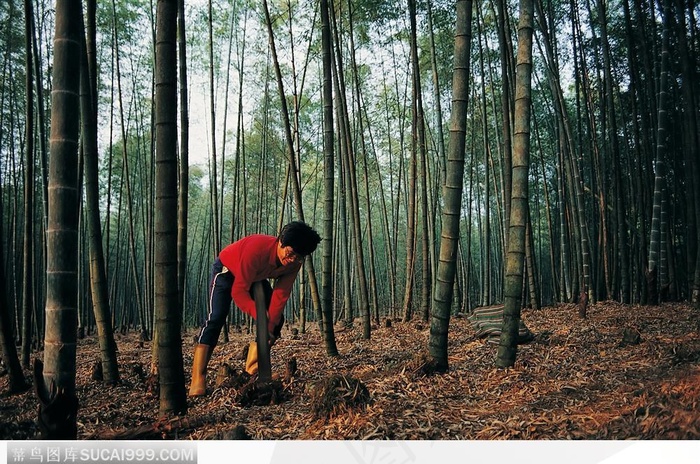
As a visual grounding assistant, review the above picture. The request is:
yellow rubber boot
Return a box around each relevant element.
[245,342,258,375]
[188,344,213,396]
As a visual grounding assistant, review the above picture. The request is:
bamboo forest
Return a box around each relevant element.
[1,0,699,442]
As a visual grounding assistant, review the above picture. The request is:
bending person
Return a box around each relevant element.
[188,220,321,397]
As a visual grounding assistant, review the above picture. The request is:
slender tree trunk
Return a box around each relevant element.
[536,0,591,301]
[79,8,119,384]
[475,4,491,306]
[465,126,476,311]
[495,0,514,236]
[320,0,338,356]
[647,0,671,304]
[674,0,700,306]
[21,0,35,369]
[525,214,539,309]
[337,146,353,327]
[380,59,401,315]
[230,8,248,245]
[496,0,534,368]
[533,115,558,303]
[104,30,115,300]
[427,0,447,183]
[28,13,49,347]
[330,2,371,338]
[145,0,157,348]
[112,0,146,335]
[0,177,29,393]
[207,0,220,255]
[37,0,82,438]
[345,0,380,325]
[573,0,600,303]
[218,2,237,245]
[177,0,189,321]
[429,0,473,372]
[262,0,324,339]
[31,9,49,237]
[407,0,432,323]
[402,1,419,322]
[154,0,187,416]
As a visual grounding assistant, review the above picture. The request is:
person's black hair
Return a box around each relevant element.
[278,221,321,256]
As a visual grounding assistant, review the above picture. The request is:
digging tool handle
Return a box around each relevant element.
[253,281,272,381]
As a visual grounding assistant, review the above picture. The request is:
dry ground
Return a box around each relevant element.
[1,301,699,440]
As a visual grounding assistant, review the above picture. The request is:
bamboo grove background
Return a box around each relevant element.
[1,0,698,365]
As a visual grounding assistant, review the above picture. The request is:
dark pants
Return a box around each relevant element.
[196,258,279,347]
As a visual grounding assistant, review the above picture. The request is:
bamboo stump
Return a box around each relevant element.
[33,359,79,439]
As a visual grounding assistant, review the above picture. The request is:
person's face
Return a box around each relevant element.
[277,243,305,266]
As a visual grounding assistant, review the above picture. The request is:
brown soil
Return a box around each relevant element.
[1,301,699,440]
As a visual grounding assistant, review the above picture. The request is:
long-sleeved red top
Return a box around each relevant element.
[218,234,301,334]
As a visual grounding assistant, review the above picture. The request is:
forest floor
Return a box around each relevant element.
[1,300,699,440]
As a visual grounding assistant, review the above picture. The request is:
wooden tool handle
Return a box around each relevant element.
[253,281,272,381]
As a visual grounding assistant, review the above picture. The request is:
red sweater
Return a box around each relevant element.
[218,234,301,334]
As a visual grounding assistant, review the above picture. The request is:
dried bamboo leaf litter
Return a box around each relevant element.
[1,302,699,440]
